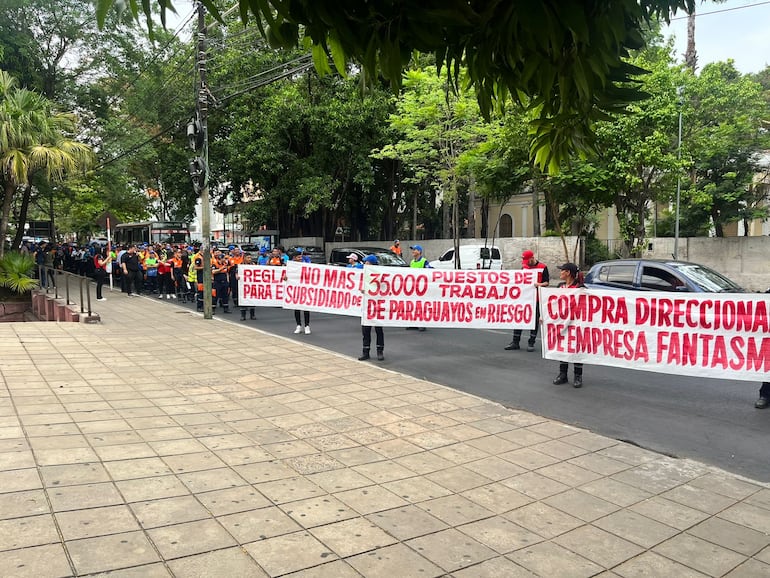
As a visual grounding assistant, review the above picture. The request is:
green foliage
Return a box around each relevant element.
[0,251,38,294]
[94,0,696,174]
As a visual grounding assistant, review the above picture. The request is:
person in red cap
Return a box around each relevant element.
[505,249,549,351]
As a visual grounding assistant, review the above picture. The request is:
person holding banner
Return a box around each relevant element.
[552,262,584,388]
[292,250,312,334]
[506,249,549,351]
[408,245,431,331]
[359,254,384,361]
[757,383,770,409]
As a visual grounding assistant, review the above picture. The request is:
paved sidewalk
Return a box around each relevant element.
[0,291,769,577]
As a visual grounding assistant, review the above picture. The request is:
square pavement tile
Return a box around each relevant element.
[346,543,443,578]
[255,476,326,504]
[306,468,374,494]
[416,494,494,526]
[93,442,157,462]
[233,460,297,484]
[102,457,173,481]
[67,530,160,575]
[406,527,496,573]
[129,495,211,528]
[688,516,770,556]
[352,460,416,484]
[567,452,633,477]
[612,550,712,578]
[40,463,111,486]
[723,559,770,578]
[544,489,621,522]
[146,519,236,560]
[55,504,140,540]
[244,530,337,576]
[500,471,569,500]
[178,467,248,493]
[282,559,362,578]
[629,497,711,531]
[451,556,539,577]
[502,502,583,540]
[717,502,770,535]
[220,505,301,541]
[508,541,603,578]
[460,482,533,515]
[116,475,190,503]
[282,494,359,528]
[195,485,271,516]
[394,452,454,475]
[424,465,492,493]
[458,515,544,554]
[0,450,36,471]
[48,482,124,512]
[366,505,448,541]
[578,477,653,508]
[382,476,452,503]
[167,547,268,578]
[463,456,526,482]
[334,485,408,516]
[0,543,72,578]
[553,525,644,568]
[688,473,762,501]
[653,533,749,577]
[593,509,680,549]
[284,453,345,475]
[161,451,226,474]
[310,517,397,557]
[34,447,99,466]
[0,489,49,522]
[0,514,59,551]
[660,483,739,515]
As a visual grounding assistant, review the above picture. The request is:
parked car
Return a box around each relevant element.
[328,247,407,267]
[288,245,326,264]
[429,245,502,270]
[583,259,745,293]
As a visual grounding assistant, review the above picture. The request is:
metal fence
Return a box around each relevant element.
[38,266,95,318]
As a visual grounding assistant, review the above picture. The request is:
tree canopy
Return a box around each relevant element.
[94,0,695,173]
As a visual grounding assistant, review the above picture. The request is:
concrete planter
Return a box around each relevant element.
[0,298,32,322]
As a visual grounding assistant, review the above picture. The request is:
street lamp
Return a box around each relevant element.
[673,86,684,260]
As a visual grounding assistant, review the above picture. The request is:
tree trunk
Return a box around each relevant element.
[49,190,57,242]
[466,177,476,238]
[532,183,541,236]
[685,12,697,71]
[11,183,34,251]
[0,182,17,258]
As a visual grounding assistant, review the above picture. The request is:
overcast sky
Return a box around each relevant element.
[662,0,770,74]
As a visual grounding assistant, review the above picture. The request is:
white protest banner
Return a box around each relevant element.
[362,266,538,328]
[540,287,770,382]
[237,265,285,306]
[284,261,364,316]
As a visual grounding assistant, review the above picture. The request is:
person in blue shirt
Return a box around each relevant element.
[346,253,363,269]
[359,254,384,361]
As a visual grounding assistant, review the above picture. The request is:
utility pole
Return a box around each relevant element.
[190,1,213,318]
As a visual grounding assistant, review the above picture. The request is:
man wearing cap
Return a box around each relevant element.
[389,240,402,257]
[506,249,549,351]
[409,245,430,268]
[359,254,385,360]
[346,253,363,269]
[553,262,584,388]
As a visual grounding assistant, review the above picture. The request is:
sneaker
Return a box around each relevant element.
[97,297,107,302]
[526,342,536,352]
[553,374,569,385]
[166,294,172,299]
[504,342,520,351]
[158,294,164,298]
[294,325,302,334]
[304,326,311,335]
[171,294,176,299]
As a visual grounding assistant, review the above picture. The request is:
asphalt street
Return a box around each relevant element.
[166,295,770,482]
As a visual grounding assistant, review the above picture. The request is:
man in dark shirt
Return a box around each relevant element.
[506,249,549,352]
[120,245,143,296]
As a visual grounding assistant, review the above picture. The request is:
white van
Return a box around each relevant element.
[429,245,502,270]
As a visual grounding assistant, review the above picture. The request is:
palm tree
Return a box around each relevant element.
[0,70,92,257]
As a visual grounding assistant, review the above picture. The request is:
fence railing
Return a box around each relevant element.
[37,266,94,318]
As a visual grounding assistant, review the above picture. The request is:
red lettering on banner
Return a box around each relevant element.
[547,294,628,324]
[299,266,321,285]
[637,297,769,332]
[323,267,357,290]
[367,299,385,320]
[430,271,514,284]
[244,283,272,299]
[656,333,770,371]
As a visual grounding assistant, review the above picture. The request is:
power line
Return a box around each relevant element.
[669,0,770,21]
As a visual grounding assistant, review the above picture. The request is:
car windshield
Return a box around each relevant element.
[670,263,744,293]
[373,251,406,266]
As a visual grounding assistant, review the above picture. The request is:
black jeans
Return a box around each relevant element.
[513,302,540,344]
[362,326,384,351]
[294,310,310,326]
[94,269,106,299]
